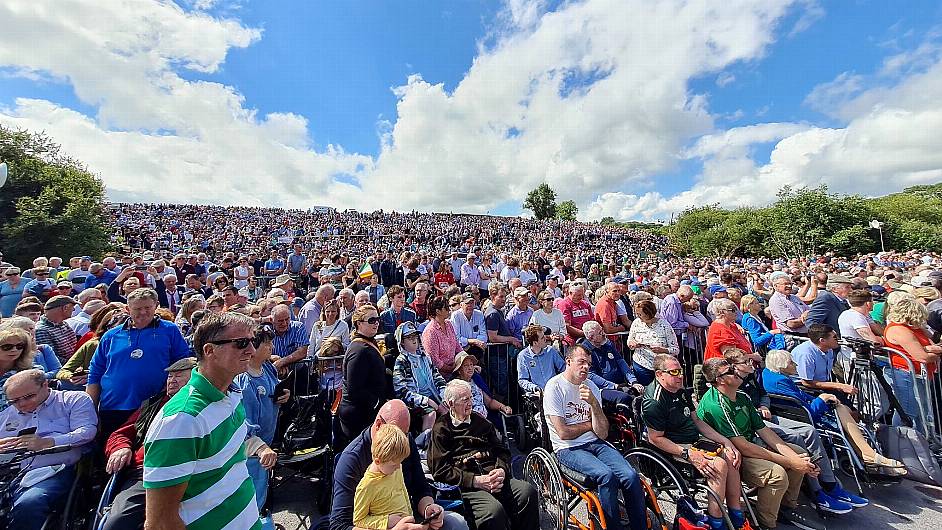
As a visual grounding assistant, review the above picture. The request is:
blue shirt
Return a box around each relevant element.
[449,309,487,347]
[380,307,417,335]
[87,318,190,411]
[235,362,280,445]
[741,313,786,350]
[264,258,285,273]
[0,280,26,317]
[505,305,533,342]
[0,389,97,469]
[579,338,636,386]
[287,254,307,274]
[791,340,834,383]
[34,344,63,380]
[517,346,565,393]
[273,321,310,358]
[85,269,118,290]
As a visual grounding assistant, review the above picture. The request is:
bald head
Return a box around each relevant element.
[372,399,411,437]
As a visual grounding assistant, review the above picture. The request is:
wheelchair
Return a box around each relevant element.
[522,402,673,530]
[0,446,96,530]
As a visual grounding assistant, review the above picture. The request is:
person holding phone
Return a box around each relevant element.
[641,354,745,530]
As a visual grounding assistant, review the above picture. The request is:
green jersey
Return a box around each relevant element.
[642,381,700,444]
[696,386,764,442]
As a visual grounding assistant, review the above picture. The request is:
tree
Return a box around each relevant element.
[600,216,616,225]
[556,200,579,221]
[0,125,112,266]
[523,183,558,220]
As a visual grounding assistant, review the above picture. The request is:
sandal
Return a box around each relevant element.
[864,454,906,469]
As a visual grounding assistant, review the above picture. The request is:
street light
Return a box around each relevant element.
[869,219,885,252]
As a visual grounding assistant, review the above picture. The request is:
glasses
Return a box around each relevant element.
[449,303,460,308]
[208,337,254,349]
[58,286,71,290]
[542,297,554,301]
[659,368,683,377]
[365,316,381,325]
[0,343,27,352]
[5,272,19,277]
[8,391,40,406]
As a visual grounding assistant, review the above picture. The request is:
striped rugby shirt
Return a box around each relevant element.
[143,369,260,530]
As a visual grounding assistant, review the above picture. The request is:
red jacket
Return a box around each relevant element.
[104,396,170,469]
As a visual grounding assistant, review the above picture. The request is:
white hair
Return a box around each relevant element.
[765,349,793,374]
[443,379,472,405]
[581,320,602,335]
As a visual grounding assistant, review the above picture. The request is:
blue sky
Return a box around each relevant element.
[2,0,942,220]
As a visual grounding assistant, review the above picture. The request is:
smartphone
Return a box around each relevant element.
[18,426,37,436]
[135,265,148,271]
[692,439,724,456]
[416,509,442,525]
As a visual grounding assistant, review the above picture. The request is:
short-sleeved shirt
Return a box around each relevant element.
[144,369,260,530]
[558,297,594,345]
[791,340,834,382]
[642,381,699,444]
[838,309,873,341]
[273,321,310,358]
[697,386,765,442]
[484,306,512,338]
[543,373,602,451]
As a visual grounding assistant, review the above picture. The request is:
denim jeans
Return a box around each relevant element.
[556,439,646,530]
[485,345,517,401]
[885,367,928,434]
[246,457,274,530]
[632,362,656,387]
[10,465,76,530]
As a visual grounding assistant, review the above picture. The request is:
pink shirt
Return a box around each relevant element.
[558,297,594,345]
[422,319,463,371]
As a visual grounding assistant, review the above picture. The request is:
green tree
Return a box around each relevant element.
[766,186,875,258]
[556,200,579,221]
[600,216,616,226]
[0,126,111,266]
[523,183,558,220]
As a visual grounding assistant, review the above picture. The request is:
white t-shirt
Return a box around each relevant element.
[530,308,567,336]
[543,373,602,451]
[838,309,873,341]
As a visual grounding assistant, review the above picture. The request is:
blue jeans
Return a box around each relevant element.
[246,457,274,530]
[885,367,928,434]
[557,439,645,530]
[632,362,655,387]
[11,465,76,530]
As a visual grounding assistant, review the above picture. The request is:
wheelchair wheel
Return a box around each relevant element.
[523,448,569,530]
[625,447,690,527]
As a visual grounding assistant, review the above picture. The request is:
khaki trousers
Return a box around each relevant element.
[739,443,806,528]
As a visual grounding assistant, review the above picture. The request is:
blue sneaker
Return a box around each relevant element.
[825,484,869,508]
[814,489,854,514]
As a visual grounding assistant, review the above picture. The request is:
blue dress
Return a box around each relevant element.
[0,280,25,318]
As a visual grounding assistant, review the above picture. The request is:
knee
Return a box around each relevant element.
[766,464,788,488]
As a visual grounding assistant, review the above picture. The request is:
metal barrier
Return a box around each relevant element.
[480,342,521,413]
[877,347,941,443]
[678,327,707,388]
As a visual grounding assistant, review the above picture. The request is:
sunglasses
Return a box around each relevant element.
[208,337,254,349]
[542,297,554,301]
[449,303,460,308]
[0,343,27,352]
[365,316,381,325]
[659,368,683,377]
[34,273,49,277]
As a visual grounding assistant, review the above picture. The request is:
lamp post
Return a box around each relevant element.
[869,219,885,252]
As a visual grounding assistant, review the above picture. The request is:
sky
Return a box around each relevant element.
[2,0,942,222]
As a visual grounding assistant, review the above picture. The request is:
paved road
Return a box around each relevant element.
[271,471,942,530]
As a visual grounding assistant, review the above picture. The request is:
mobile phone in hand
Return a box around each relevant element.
[416,509,441,525]
[18,427,37,436]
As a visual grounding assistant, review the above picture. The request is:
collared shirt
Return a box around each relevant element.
[449,309,487,346]
[421,320,463,372]
[505,305,533,341]
[459,262,480,286]
[697,386,764,442]
[642,381,699,444]
[768,291,809,333]
[273,322,310,358]
[660,294,688,332]
[65,311,93,337]
[0,389,97,469]
[791,340,834,382]
[35,316,77,363]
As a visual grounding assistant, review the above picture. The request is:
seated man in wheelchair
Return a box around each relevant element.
[791,324,858,404]
[577,321,641,407]
[698,358,831,530]
[641,354,747,530]
[0,369,97,530]
[762,349,905,476]
[427,380,539,530]
[102,357,197,530]
[544,344,647,530]
[722,348,868,517]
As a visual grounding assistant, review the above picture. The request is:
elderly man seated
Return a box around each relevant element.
[331,399,468,530]
[428,380,539,530]
[641,355,745,530]
[0,369,98,530]
[577,320,639,406]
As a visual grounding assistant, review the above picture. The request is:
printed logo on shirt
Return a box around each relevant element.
[257,385,268,397]
[130,349,144,359]
[564,401,590,423]
[572,309,590,318]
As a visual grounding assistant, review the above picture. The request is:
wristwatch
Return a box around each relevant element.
[681,448,690,461]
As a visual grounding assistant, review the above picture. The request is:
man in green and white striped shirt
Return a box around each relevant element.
[143,312,261,530]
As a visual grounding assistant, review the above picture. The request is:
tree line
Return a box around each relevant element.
[667,184,942,258]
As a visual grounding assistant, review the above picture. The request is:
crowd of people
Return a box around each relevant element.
[0,203,941,530]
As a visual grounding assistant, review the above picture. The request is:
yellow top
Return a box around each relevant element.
[352,466,412,530]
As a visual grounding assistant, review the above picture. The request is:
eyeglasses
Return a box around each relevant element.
[5,272,19,277]
[0,343,27,352]
[542,297,554,301]
[449,303,460,308]
[659,368,683,377]
[365,316,381,325]
[8,391,40,406]
[208,337,254,349]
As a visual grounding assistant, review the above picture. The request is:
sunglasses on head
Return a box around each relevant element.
[1,343,27,351]
[208,337,254,349]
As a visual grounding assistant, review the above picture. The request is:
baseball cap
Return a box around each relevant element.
[708,285,727,295]
[513,286,529,297]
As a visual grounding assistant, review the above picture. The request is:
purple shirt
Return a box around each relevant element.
[769,292,809,333]
[660,293,688,333]
[0,389,97,469]
[460,262,480,286]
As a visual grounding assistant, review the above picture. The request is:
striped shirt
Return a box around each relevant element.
[143,369,260,530]
[273,321,310,358]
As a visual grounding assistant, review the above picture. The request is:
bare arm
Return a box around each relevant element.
[86,383,100,407]
[144,483,188,530]
[275,345,309,368]
[547,415,593,440]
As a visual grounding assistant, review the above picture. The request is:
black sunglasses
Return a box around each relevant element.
[208,337,254,349]
[0,343,27,352]
[365,316,381,325]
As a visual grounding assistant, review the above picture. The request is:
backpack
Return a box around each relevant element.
[876,424,942,486]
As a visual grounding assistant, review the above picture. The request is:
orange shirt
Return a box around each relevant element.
[704,321,753,361]
[885,322,936,376]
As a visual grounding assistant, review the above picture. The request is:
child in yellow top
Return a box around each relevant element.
[353,423,414,529]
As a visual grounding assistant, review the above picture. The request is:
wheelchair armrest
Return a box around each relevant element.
[767,393,814,424]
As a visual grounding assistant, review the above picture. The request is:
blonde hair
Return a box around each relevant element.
[740,294,758,313]
[318,336,344,358]
[886,290,915,311]
[888,297,929,327]
[765,349,793,373]
[371,424,410,464]
[0,328,37,371]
